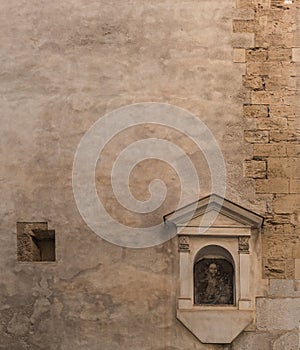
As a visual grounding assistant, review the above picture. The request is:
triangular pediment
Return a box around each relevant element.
[164,194,263,229]
[186,210,248,228]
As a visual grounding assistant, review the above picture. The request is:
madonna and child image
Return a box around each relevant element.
[194,259,234,305]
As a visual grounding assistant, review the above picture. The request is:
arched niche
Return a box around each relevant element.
[164,194,266,344]
[194,245,235,305]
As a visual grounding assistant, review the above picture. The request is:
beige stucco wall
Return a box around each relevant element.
[0,0,299,349]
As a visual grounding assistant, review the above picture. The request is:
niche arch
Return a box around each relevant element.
[164,194,266,344]
[193,245,235,305]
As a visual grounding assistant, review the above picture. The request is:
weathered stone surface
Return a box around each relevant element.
[255,179,289,193]
[263,258,286,278]
[232,33,255,47]
[243,75,264,89]
[233,20,255,33]
[0,0,299,348]
[257,117,287,130]
[272,332,299,350]
[232,332,271,350]
[7,313,30,336]
[246,48,268,61]
[236,0,254,9]
[253,144,286,157]
[243,104,269,118]
[287,144,300,157]
[270,131,299,142]
[232,8,255,20]
[268,47,292,61]
[273,194,300,214]
[290,180,300,193]
[267,158,296,178]
[251,91,281,105]
[295,259,300,279]
[269,105,296,118]
[244,160,267,178]
[292,48,300,62]
[234,48,246,63]
[257,298,300,331]
[269,279,300,297]
[247,62,282,76]
[244,130,269,143]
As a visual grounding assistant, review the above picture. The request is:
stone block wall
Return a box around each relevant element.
[233,0,300,279]
[0,0,299,349]
[232,280,300,349]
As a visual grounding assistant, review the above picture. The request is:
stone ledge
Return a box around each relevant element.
[177,309,254,344]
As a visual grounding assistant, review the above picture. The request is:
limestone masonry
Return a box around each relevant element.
[0,0,299,349]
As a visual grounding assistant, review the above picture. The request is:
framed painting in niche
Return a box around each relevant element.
[194,258,234,305]
[164,194,266,344]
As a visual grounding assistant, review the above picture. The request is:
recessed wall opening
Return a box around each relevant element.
[17,222,56,262]
[194,245,235,305]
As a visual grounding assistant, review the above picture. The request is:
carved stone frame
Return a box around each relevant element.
[164,194,267,344]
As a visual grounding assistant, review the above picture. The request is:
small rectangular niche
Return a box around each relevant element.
[17,222,56,262]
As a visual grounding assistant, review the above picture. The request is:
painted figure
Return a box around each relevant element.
[195,260,233,305]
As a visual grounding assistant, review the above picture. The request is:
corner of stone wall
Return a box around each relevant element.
[232,279,300,349]
[233,0,300,279]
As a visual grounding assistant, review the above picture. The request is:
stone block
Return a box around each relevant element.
[247,62,282,76]
[251,91,281,105]
[273,332,299,350]
[286,259,296,279]
[7,313,30,336]
[293,245,300,259]
[287,119,299,131]
[244,130,269,143]
[254,0,271,8]
[270,131,298,142]
[263,258,286,278]
[263,222,286,235]
[269,105,295,118]
[273,194,300,214]
[233,48,246,63]
[267,158,290,178]
[263,234,296,259]
[289,158,300,178]
[281,62,296,77]
[288,76,298,89]
[232,33,255,47]
[243,104,269,118]
[271,0,294,8]
[244,160,267,178]
[233,20,255,33]
[265,75,288,90]
[283,90,297,105]
[253,144,286,157]
[236,0,254,8]
[246,48,268,62]
[290,180,300,193]
[295,259,300,279]
[269,279,300,297]
[257,298,300,331]
[255,179,289,193]
[231,332,271,350]
[287,144,300,157]
[257,117,287,130]
[292,48,300,62]
[232,8,255,20]
[268,47,292,61]
[243,75,264,89]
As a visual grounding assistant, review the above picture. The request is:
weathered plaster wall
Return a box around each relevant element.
[0,0,299,349]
